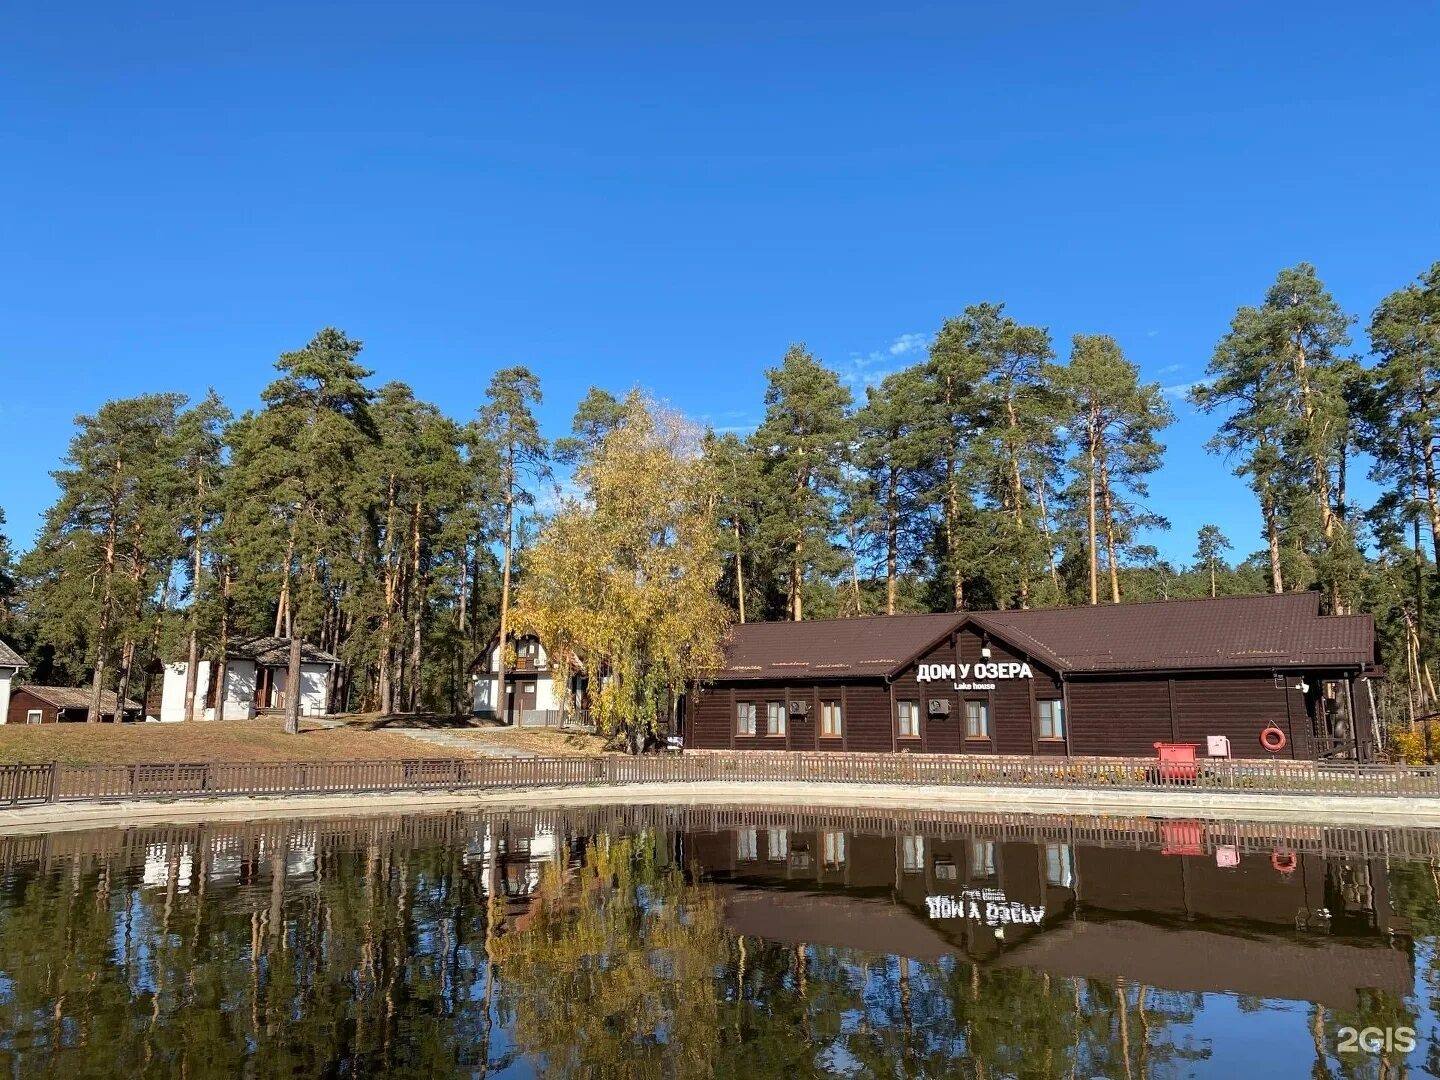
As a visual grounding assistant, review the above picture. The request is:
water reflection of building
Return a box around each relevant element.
[682,822,1415,1009]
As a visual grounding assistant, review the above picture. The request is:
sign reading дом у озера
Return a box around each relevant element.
[916,661,1033,692]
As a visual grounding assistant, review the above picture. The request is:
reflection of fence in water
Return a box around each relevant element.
[5,802,1440,875]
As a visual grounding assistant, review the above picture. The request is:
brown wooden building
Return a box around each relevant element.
[6,685,141,725]
[686,592,1381,761]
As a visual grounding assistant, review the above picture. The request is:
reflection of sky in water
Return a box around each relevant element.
[0,808,1435,1076]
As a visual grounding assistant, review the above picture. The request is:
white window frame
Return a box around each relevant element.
[821,701,843,738]
[766,701,786,737]
[737,828,758,862]
[965,700,990,740]
[897,700,920,738]
[823,830,847,868]
[1038,699,1065,740]
[971,840,996,878]
[736,701,757,737]
[767,828,789,861]
[26,709,42,725]
[1045,842,1074,887]
[902,835,924,874]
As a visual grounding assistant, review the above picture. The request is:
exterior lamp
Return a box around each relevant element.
[1296,678,1311,694]
[980,644,992,659]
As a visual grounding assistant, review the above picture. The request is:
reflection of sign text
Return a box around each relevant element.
[926,888,1045,926]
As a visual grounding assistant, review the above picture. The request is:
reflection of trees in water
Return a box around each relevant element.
[0,820,1432,1078]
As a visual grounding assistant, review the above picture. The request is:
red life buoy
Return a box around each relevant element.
[1271,850,1297,874]
[1260,726,1287,753]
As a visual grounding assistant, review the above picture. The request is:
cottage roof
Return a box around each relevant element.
[713,593,1376,681]
[18,685,140,712]
[0,638,24,669]
[228,636,341,666]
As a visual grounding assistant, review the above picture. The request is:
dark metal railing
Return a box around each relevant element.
[4,751,1440,809]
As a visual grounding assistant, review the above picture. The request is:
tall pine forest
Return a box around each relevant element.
[3,260,1440,737]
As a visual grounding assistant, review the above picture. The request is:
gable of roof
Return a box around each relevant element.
[0,638,24,669]
[227,636,341,666]
[710,593,1376,683]
[18,685,140,712]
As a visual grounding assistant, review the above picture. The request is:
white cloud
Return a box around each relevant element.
[1162,380,1204,400]
[838,331,934,389]
[1157,363,1183,376]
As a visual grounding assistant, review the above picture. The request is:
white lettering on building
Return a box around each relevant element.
[917,661,1033,684]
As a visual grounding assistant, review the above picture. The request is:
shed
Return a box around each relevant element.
[7,684,141,725]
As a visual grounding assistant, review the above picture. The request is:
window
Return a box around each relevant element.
[1038,699,1065,740]
[767,829,789,861]
[737,828,758,861]
[902,835,925,874]
[766,701,786,737]
[897,700,920,738]
[823,831,847,868]
[821,701,843,738]
[965,700,990,739]
[1045,842,1074,887]
[26,710,42,725]
[736,701,757,736]
[971,840,996,878]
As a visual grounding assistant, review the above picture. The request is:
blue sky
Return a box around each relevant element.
[2,2,1437,563]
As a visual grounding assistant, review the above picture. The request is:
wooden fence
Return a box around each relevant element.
[5,751,1440,808]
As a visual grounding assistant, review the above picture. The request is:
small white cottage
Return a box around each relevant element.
[469,632,586,724]
[0,637,25,724]
[149,636,340,722]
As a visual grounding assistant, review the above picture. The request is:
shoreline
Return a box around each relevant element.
[6,780,1440,835]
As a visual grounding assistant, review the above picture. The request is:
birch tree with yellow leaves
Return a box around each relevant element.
[514,392,731,752]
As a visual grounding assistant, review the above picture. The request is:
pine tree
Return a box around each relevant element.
[1057,334,1173,604]
[0,507,15,630]
[21,394,187,719]
[228,328,378,732]
[750,345,854,621]
[1193,524,1233,598]
[949,304,1062,609]
[175,391,231,721]
[1192,264,1356,607]
[851,367,940,614]
[478,367,550,724]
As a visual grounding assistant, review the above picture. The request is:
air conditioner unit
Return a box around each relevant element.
[928,699,951,717]
[787,700,812,717]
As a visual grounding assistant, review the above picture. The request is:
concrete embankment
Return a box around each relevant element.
[6,781,1440,835]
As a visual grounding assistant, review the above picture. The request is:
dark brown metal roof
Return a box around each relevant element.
[971,592,1375,673]
[713,593,1375,681]
[716,612,963,681]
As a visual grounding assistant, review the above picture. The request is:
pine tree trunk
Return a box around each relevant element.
[88,458,123,724]
[408,498,424,713]
[886,464,899,615]
[285,634,302,735]
[1087,419,1100,605]
[791,540,804,621]
[182,630,200,722]
[1257,464,1284,593]
[497,470,515,724]
[273,529,297,638]
[733,520,747,624]
[945,450,963,611]
[214,567,230,723]
[1100,464,1121,604]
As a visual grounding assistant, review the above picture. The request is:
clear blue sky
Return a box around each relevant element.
[2,3,1437,563]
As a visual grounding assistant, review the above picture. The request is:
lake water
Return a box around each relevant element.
[0,804,1436,1078]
